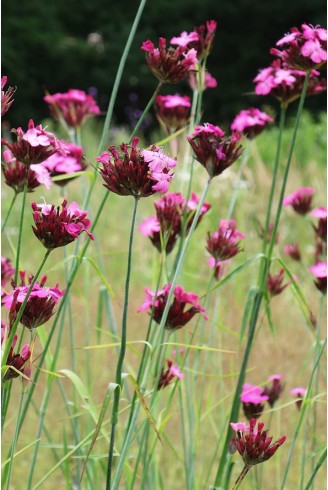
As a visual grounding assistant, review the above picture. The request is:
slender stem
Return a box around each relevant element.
[14,178,28,283]
[231,464,251,490]
[106,196,139,490]
[303,447,327,490]
[1,192,17,232]
[5,388,25,490]
[128,82,162,143]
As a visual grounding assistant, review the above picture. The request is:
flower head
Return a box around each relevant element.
[137,283,208,331]
[171,20,217,60]
[270,24,327,70]
[230,108,274,139]
[31,199,94,249]
[141,37,198,84]
[3,272,65,329]
[267,269,292,296]
[2,338,31,382]
[1,76,16,116]
[43,142,86,186]
[97,137,176,197]
[290,387,307,410]
[44,89,100,127]
[283,243,302,261]
[309,262,327,293]
[157,358,185,389]
[1,119,65,167]
[311,207,327,242]
[1,257,15,298]
[230,418,286,466]
[262,374,284,407]
[155,94,191,131]
[283,187,314,215]
[187,123,243,178]
[241,383,269,420]
[2,150,51,193]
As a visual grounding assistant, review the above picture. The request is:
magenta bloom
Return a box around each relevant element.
[157,358,185,390]
[171,20,217,60]
[283,187,314,215]
[141,37,198,84]
[284,243,302,261]
[139,192,211,254]
[43,142,86,186]
[230,108,274,139]
[32,199,94,249]
[97,137,176,197]
[1,119,65,167]
[309,262,327,293]
[137,283,208,331]
[44,89,100,127]
[1,257,15,298]
[262,374,284,408]
[155,94,191,130]
[267,269,292,297]
[189,71,218,91]
[3,272,65,330]
[230,418,286,466]
[290,387,307,410]
[3,340,31,382]
[187,123,243,178]
[2,149,51,194]
[253,59,326,106]
[311,207,327,242]
[1,76,16,116]
[241,383,269,420]
[270,24,327,71]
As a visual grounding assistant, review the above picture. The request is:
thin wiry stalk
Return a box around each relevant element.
[1,192,17,232]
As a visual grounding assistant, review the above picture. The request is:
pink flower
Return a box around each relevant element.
[309,262,327,293]
[137,283,208,331]
[1,257,15,298]
[2,149,51,193]
[262,374,284,407]
[230,422,250,433]
[283,187,314,215]
[1,120,65,167]
[231,418,286,466]
[3,272,65,330]
[32,199,94,249]
[230,108,274,139]
[188,71,218,91]
[241,383,269,420]
[157,358,185,390]
[267,269,292,296]
[186,20,218,60]
[270,24,327,70]
[290,387,307,410]
[43,142,86,186]
[97,137,175,197]
[170,31,199,48]
[311,207,327,242]
[44,89,100,127]
[187,123,243,178]
[283,243,302,261]
[141,37,198,84]
[2,335,31,382]
[1,76,16,116]
[155,94,191,130]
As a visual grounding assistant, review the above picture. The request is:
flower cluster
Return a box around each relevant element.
[3,272,65,329]
[155,94,191,131]
[270,24,327,71]
[43,142,87,186]
[311,207,327,243]
[141,38,198,84]
[2,149,51,194]
[283,187,314,214]
[187,123,243,178]
[44,89,100,127]
[284,243,302,261]
[230,108,274,139]
[97,137,176,197]
[137,284,208,331]
[139,192,211,254]
[230,418,286,466]
[267,269,293,297]
[1,119,65,167]
[241,384,269,420]
[1,76,16,116]
[31,199,94,249]
[171,20,217,60]
[157,358,185,390]
[262,374,284,407]
[2,322,31,382]
[309,262,327,293]
[290,387,307,410]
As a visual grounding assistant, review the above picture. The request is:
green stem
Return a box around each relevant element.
[303,447,327,490]
[1,192,17,233]
[14,178,28,283]
[106,196,139,490]
[128,83,162,143]
[231,464,251,490]
[5,388,25,490]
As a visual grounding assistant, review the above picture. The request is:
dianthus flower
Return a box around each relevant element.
[230,418,286,466]
[283,187,314,215]
[1,119,65,167]
[137,283,208,332]
[44,89,100,127]
[290,387,307,410]
[171,21,217,60]
[97,137,176,197]
[311,207,327,242]
[139,192,211,254]
[284,243,302,261]
[2,336,31,382]
[270,24,327,71]
[43,142,86,186]
[230,108,274,139]
[309,262,327,293]
[188,71,218,91]
[155,94,191,131]
[157,358,185,390]
[31,199,94,249]
[2,149,51,194]
[1,257,15,298]
[241,383,269,420]
[267,269,292,296]
[3,272,65,329]
[206,220,245,278]
[1,76,16,116]
[187,123,243,179]
[262,374,284,408]
[141,37,198,84]
[253,59,326,107]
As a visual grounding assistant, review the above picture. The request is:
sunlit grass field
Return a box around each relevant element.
[2,110,327,489]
